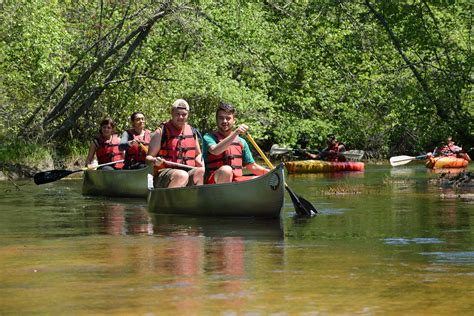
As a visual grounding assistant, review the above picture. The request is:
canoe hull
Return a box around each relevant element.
[82,167,152,198]
[147,164,285,218]
[285,160,364,174]
[425,156,469,169]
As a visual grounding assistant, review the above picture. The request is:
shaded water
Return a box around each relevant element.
[1,164,473,314]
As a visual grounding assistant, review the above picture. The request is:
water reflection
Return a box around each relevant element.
[2,168,474,314]
[389,167,416,178]
[419,251,474,264]
[429,167,467,175]
[150,214,283,240]
[99,203,153,235]
[147,215,283,312]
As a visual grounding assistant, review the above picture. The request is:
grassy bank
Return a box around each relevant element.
[0,140,88,170]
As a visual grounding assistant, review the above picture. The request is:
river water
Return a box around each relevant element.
[1,164,473,314]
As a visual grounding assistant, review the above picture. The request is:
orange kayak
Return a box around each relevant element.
[425,156,469,169]
[285,160,364,174]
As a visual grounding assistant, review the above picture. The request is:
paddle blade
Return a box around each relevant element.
[389,155,416,167]
[34,169,76,185]
[343,150,365,161]
[285,186,317,216]
[270,145,292,156]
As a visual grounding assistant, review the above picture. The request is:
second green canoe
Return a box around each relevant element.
[82,166,152,198]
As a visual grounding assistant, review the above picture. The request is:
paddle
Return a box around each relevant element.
[389,154,427,167]
[138,143,196,170]
[270,145,365,161]
[270,145,319,155]
[34,160,125,185]
[246,134,317,216]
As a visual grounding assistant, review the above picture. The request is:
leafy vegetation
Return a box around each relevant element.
[0,140,53,165]
[1,0,472,161]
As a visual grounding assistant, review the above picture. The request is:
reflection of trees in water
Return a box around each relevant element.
[437,185,473,248]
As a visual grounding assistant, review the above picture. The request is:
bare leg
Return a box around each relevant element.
[192,166,205,185]
[214,165,233,184]
[168,169,189,188]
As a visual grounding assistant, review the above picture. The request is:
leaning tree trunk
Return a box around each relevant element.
[47,23,152,140]
[38,1,173,140]
[364,0,433,99]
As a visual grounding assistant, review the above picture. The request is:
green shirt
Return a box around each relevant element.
[202,133,255,167]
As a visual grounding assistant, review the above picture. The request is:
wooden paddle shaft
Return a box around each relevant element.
[140,142,196,170]
[247,133,316,216]
[164,161,196,170]
[85,160,125,170]
[246,134,275,169]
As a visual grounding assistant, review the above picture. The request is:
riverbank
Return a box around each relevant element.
[0,142,86,181]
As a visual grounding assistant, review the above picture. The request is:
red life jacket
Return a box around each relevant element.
[326,142,345,162]
[125,129,151,164]
[206,132,244,178]
[439,145,461,157]
[94,134,124,169]
[158,121,198,166]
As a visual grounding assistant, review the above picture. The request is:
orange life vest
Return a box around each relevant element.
[94,134,124,169]
[157,121,198,168]
[206,132,244,178]
[125,129,151,164]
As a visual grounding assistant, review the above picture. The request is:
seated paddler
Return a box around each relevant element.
[203,102,269,184]
[432,136,471,161]
[119,111,152,169]
[145,99,205,188]
[305,134,347,162]
[85,117,124,170]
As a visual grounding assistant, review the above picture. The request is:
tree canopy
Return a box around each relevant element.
[1,0,472,157]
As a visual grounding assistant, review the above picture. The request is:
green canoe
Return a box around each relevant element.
[82,166,152,198]
[147,163,285,218]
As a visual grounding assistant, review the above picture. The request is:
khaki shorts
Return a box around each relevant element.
[153,168,198,188]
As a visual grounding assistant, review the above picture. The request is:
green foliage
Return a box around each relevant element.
[0,0,472,159]
[0,0,72,135]
[0,140,52,165]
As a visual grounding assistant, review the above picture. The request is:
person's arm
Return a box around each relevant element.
[241,138,270,175]
[119,131,131,151]
[246,163,270,176]
[145,129,165,167]
[208,124,248,155]
[194,135,204,167]
[202,133,216,165]
[85,141,97,166]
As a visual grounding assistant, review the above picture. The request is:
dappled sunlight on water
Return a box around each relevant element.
[0,164,473,314]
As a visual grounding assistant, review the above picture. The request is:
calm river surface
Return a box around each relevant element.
[1,164,473,314]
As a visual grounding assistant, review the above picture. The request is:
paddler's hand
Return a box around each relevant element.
[153,157,165,167]
[235,124,249,135]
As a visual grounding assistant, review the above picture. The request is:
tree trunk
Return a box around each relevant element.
[41,2,172,131]
[48,24,153,140]
[364,0,433,98]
